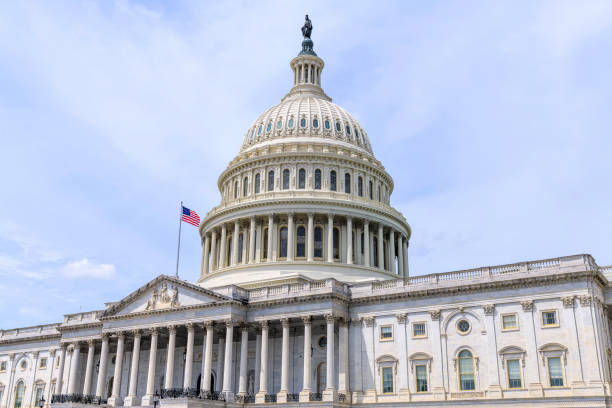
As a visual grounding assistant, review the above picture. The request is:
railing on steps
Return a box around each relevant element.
[159,388,223,401]
[338,393,346,402]
[287,393,299,402]
[51,394,106,405]
[309,392,322,401]
[234,394,255,403]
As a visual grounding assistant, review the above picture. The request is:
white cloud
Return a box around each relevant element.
[62,258,116,279]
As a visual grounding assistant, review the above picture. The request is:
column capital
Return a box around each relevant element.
[268,214,274,221]
[579,294,592,306]
[115,331,125,339]
[87,339,96,346]
[204,320,215,329]
[349,318,361,327]
[362,316,374,327]
[561,296,575,308]
[396,313,407,324]
[430,310,441,321]
[483,304,495,315]
[250,215,256,222]
[186,322,195,330]
[131,329,141,337]
[324,313,336,323]
[307,212,314,218]
[225,319,234,328]
[167,325,176,335]
[49,348,58,356]
[287,212,295,218]
[301,315,312,325]
[327,213,334,220]
[259,320,269,329]
[149,327,159,336]
[240,322,249,332]
[280,317,290,328]
[520,300,534,312]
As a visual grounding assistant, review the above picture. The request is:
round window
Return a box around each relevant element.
[324,120,330,130]
[288,118,294,129]
[300,118,306,128]
[318,336,327,348]
[457,320,470,334]
[313,118,319,128]
[276,120,282,130]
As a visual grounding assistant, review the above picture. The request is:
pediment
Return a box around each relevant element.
[102,275,232,317]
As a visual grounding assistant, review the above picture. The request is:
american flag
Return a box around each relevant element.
[181,206,200,227]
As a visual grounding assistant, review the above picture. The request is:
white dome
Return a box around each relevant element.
[240,96,373,155]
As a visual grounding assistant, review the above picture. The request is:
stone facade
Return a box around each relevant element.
[2,19,612,408]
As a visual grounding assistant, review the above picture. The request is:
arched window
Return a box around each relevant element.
[298,169,306,189]
[266,122,272,132]
[344,173,351,194]
[333,227,340,260]
[34,384,45,407]
[314,169,322,190]
[330,170,337,191]
[276,119,283,130]
[279,227,288,258]
[335,121,341,132]
[14,381,25,408]
[358,176,363,197]
[459,350,475,390]
[234,181,238,199]
[314,226,323,258]
[288,118,294,128]
[300,118,306,128]
[238,233,244,263]
[268,171,275,191]
[262,228,268,260]
[243,177,248,197]
[296,226,306,257]
[369,180,373,199]
[255,173,261,194]
[324,119,330,130]
[282,169,290,190]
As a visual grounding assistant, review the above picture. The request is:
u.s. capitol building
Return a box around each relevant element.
[2,18,612,408]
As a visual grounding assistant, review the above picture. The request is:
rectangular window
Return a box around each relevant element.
[35,387,44,407]
[542,311,558,327]
[507,359,522,388]
[412,322,426,338]
[502,314,517,330]
[416,365,428,392]
[382,366,394,394]
[0,361,6,371]
[548,357,563,387]
[380,325,393,341]
[39,358,47,369]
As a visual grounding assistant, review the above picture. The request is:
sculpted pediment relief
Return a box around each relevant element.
[145,282,180,311]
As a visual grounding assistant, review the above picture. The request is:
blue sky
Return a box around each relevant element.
[1,1,612,329]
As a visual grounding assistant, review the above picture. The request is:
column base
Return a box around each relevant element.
[107,396,123,407]
[323,388,337,402]
[123,395,139,406]
[432,386,446,400]
[221,391,234,402]
[528,382,544,397]
[255,391,269,404]
[140,395,156,406]
[298,390,311,402]
[486,384,503,399]
[276,391,289,403]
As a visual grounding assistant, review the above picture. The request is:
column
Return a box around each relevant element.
[45,349,57,406]
[363,222,370,267]
[377,224,384,270]
[164,326,176,389]
[202,322,214,393]
[109,333,125,406]
[299,317,312,402]
[403,239,409,276]
[327,214,334,262]
[249,217,256,263]
[255,321,269,403]
[483,305,502,397]
[201,233,210,276]
[141,329,158,406]
[125,330,141,406]
[338,320,349,397]
[222,321,234,400]
[83,340,96,396]
[210,230,217,271]
[396,314,410,398]
[323,315,337,401]
[254,329,262,394]
[255,223,262,263]
[216,338,225,392]
[95,336,109,398]
[241,225,248,264]
[231,221,239,266]
[389,230,396,274]
[277,318,290,402]
[346,217,353,265]
[307,213,314,262]
[397,235,404,278]
[238,325,249,396]
[184,323,195,388]
[287,213,295,261]
[267,215,274,261]
[219,224,227,268]
[67,343,81,394]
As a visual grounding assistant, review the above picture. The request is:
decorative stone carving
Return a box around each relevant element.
[324,313,336,323]
[396,313,407,324]
[483,304,495,315]
[430,310,441,321]
[225,319,234,328]
[260,320,269,329]
[362,316,374,327]
[145,282,180,311]
[520,300,534,312]
[561,296,575,308]
[301,315,312,325]
[204,320,215,328]
[280,317,290,327]
[167,325,176,335]
[579,294,592,306]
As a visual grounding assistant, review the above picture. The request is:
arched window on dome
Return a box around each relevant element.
[268,171,275,191]
[243,177,248,197]
[335,121,341,132]
[266,122,272,132]
[262,228,268,261]
[344,173,351,194]
[369,180,374,200]
[314,169,322,190]
[459,350,475,390]
[330,170,337,191]
[300,118,306,128]
[296,226,306,258]
[346,125,351,137]
[314,226,323,258]
[255,173,261,194]
[333,227,340,260]
[250,129,255,140]
[313,118,319,129]
[279,226,288,259]
[282,169,290,190]
[258,125,262,135]
[277,119,283,130]
[355,129,361,145]
[288,118,294,129]
[298,169,306,189]
[324,119,331,130]
[358,176,363,197]
[234,181,239,199]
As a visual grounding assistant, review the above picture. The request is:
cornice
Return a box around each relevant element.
[100,300,246,322]
[0,333,61,346]
[247,292,350,309]
[57,323,103,332]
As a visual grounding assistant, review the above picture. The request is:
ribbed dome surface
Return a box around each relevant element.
[240,96,373,155]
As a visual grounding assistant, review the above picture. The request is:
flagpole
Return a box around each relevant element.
[175,201,183,279]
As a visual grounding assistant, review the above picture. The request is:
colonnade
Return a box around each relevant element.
[201,213,409,277]
[54,315,348,405]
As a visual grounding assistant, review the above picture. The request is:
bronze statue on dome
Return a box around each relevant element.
[301,15,312,39]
